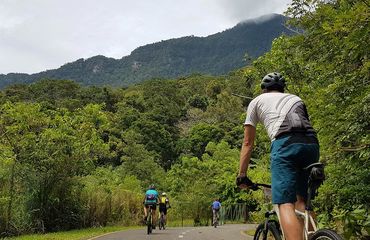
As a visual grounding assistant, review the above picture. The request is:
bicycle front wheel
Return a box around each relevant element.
[253,222,282,240]
[147,215,152,234]
[309,229,343,240]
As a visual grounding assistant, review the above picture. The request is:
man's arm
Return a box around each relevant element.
[238,125,256,177]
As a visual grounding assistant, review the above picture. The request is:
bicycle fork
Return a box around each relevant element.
[263,210,278,235]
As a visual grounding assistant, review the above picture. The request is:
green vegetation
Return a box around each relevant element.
[6,226,140,240]
[0,0,368,239]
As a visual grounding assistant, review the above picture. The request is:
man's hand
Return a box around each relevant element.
[236,176,258,190]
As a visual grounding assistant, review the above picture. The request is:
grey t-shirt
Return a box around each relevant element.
[244,92,316,141]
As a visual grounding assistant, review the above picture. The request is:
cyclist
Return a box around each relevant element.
[143,184,159,228]
[236,72,319,240]
[158,192,170,225]
[211,198,221,227]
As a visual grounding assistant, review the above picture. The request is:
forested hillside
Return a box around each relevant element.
[0,14,293,89]
[0,0,368,239]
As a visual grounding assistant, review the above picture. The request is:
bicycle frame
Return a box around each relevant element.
[273,204,317,240]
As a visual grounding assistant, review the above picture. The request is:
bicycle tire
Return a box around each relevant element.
[159,214,166,230]
[159,216,163,230]
[162,216,166,230]
[213,213,218,228]
[253,221,282,240]
[147,212,152,234]
[309,229,343,240]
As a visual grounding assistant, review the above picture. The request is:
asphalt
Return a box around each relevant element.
[89,223,257,240]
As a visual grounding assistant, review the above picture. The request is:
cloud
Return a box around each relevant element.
[218,0,291,21]
[0,0,292,74]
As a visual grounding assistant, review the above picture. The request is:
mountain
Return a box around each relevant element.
[0,14,293,88]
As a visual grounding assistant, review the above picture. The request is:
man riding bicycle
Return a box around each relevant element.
[211,198,221,227]
[236,72,319,240]
[158,192,170,225]
[143,184,159,228]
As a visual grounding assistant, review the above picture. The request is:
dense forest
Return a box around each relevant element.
[0,14,293,89]
[0,0,368,239]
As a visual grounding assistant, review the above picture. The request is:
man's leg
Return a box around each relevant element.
[295,195,305,212]
[144,206,148,219]
[296,195,317,231]
[279,203,303,240]
[212,209,216,225]
[163,209,167,224]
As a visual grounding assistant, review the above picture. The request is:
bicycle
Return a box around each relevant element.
[158,211,166,230]
[241,163,343,240]
[146,205,156,235]
[212,209,220,228]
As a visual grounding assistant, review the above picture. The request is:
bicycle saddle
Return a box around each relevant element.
[305,163,325,181]
[306,163,325,203]
[304,162,324,172]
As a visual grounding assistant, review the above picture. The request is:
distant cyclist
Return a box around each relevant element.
[211,198,221,227]
[158,192,171,225]
[143,184,159,228]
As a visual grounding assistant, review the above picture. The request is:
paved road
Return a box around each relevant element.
[90,224,256,240]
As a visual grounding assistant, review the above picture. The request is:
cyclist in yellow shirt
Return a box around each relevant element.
[158,192,170,226]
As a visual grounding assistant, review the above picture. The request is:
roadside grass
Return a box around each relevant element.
[245,229,255,236]
[6,226,141,240]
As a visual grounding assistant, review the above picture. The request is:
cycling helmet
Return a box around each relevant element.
[261,72,286,91]
[149,184,156,190]
[162,192,167,196]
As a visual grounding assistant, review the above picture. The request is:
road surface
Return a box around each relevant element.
[90,224,256,240]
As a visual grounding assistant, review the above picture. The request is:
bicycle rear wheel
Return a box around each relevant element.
[158,216,163,230]
[253,221,282,240]
[212,213,218,228]
[162,216,166,230]
[309,229,343,240]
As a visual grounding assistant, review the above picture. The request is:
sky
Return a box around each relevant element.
[0,0,292,74]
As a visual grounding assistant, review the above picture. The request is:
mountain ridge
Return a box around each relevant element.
[0,13,293,88]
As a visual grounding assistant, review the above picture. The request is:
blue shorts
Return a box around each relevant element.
[271,133,319,204]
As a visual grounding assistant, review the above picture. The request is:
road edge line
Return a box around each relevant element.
[86,227,140,240]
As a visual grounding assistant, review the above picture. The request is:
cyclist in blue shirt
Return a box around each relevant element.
[143,184,159,228]
[211,199,221,227]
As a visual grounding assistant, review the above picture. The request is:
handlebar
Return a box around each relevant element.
[254,183,271,189]
[236,176,271,190]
